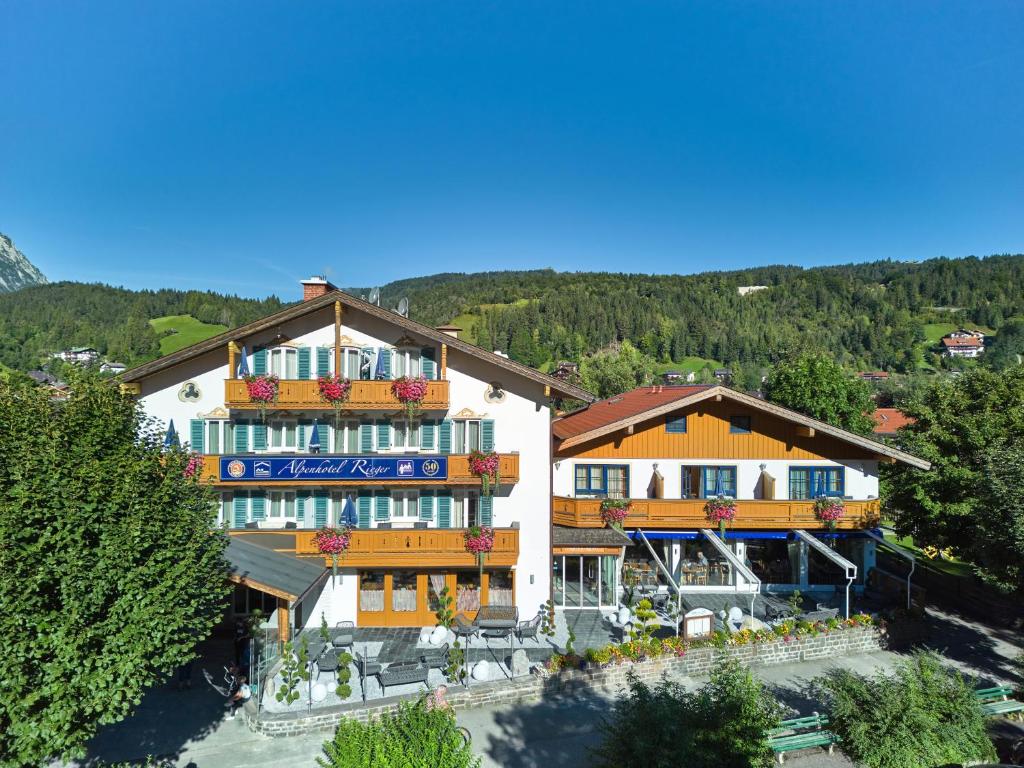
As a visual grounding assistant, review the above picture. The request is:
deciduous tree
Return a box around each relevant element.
[763,353,875,434]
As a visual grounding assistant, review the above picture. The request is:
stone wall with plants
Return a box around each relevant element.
[245,619,884,737]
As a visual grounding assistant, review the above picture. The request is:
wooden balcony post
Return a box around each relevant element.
[228,341,239,377]
[334,301,343,374]
[277,597,290,642]
[440,343,448,379]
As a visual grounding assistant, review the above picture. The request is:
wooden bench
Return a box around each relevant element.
[767,713,839,764]
[975,685,1024,721]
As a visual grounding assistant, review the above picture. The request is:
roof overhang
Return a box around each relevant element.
[121,289,594,402]
[554,385,930,470]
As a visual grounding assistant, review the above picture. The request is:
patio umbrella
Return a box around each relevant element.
[814,472,826,498]
[308,419,321,453]
[237,345,251,377]
[341,497,358,527]
[162,420,179,449]
[374,348,386,380]
[713,469,725,497]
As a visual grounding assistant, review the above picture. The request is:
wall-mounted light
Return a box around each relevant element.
[529,574,534,585]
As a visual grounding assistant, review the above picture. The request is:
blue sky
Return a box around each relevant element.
[2,1,1022,300]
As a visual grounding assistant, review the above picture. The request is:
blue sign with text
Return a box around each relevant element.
[219,455,448,482]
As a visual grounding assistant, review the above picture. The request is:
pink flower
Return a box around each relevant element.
[244,374,279,404]
[183,453,204,479]
[465,526,495,555]
[314,526,352,555]
[317,374,352,404]
[704,497,737,523]
[391,376,429,404]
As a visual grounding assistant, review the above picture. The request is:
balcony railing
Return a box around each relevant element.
[224,378,450,411]
[198,452,519,486]
[289,527,520,568]
[552,496,880,531]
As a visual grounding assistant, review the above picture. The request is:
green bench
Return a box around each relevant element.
[975,685,1024,721]
[767,713,838,764]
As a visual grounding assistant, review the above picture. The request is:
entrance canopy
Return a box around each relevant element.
[228,535,327,604]
[792,529,857,618]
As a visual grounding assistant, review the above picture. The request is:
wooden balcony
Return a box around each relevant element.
[197,452,519,486]
[224,378,450,411]
[292,527,520,568]
[552,496,880,531]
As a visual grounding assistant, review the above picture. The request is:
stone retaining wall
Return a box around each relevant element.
[245,626,883,737]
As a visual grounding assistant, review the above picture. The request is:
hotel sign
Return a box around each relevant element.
[219,455,447,482]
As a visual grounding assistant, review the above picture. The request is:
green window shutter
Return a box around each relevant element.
[479,495,493,527]
[190,419,205,453]
[419,491,435,521]
[376,420,391,450]
[298,347,311,379]
[374,490,390,521]
[420,420,436,451]
[439,420,452,454]
[250,491,266,521]
[234,421,249,453]
[359,422,374,453]
[297,421,307,450]
[421,347,436,380]
[437,494,452,528]
[378,347,392,379]
[296,492,309,527]
[481,419,495,452]
[316,422,329,449]
[316,346,331,377]
[253,349,267,375]
[314,492,328,528]
[233,495,248,528]
[252,423,267,451]
[357,492,372,528]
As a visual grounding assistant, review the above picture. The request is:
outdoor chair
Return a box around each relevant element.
[516,613,543,646]
[420,642,450,670]
[452,613,477,642]
[332,621,355,650]
[315,650,340,681]
[307,641,327,662]
[650,592,670,612]
[354,651,382,679]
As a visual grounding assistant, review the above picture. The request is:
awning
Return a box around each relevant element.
[553,525,632,548]
[792,529,858,618]
[227,536,328,603]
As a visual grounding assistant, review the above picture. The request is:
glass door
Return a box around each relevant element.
[581,557,600,607]
[564,556,582,608]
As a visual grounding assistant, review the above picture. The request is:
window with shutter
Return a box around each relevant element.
[420,420,436,451]
[479,496,493,526]
[437,494,452,528]
[233,494,248,528]
[190,420,205,452]
[297,347,311,379]
[250,491,266,520]
[314,492,329,528]
[374,490,390,521]
[421,347,436,379]
[316,346,332,377]
[359,422,374,453]
[419,492,435,521]
[234,422,250,453]
[376,420,391,450]
[357,492,372,528]
[439,420,452,454]
[481,419,495,452]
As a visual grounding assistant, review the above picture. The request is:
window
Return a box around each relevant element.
[391,490,419,518]
[574,464,630,498]
[729,414,752,434]
[333,420,360,454]
[206,420,233,454]
[452,493,479,528]
[267,491,296,519]
[392,420,421,451]
[339,347,362,379]
[268,347,298,378]
[789,466,845,500]
[452,419,481,453]
[393,348,421,378]
[268,420,297,450]
[666,414,687,434]
[700,466,737,498]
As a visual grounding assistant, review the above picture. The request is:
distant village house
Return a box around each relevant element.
[941,329,985,358]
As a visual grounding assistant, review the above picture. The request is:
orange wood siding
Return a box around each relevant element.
[552,496,880,531]
[225,379,450,411]
[557,399,877,461]
[293,527,519,568]
[197,453,519,487]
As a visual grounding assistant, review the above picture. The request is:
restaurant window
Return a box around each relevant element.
[729,414,752,434]
[700,466,737,498]
[267,491,296,520]
[393,348,421,378]
[391,490,419,519]
[392,571,418,613]
[391,420,421,451]
[268,347,298,379]
[488,570,514,606]
[789,466,845,500]
[332,420,360,454]
[359,572,386,612]
[452,419,481,453]
[574,464,630,498]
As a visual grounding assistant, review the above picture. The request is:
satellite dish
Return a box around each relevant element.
[368,287,380,306]
[397,298,409,317]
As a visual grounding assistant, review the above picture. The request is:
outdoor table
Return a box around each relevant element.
[474,605,519,679]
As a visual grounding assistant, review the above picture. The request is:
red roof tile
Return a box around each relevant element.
[552,385,712,440]
[872,408,916,435]
[942,337,982,348]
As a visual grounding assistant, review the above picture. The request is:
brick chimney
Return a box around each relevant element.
[301,276,337,301]
[436,324,462,339]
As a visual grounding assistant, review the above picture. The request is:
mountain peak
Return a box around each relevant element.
[0,233,48,292]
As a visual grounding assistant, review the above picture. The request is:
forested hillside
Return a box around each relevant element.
[358,254,1024,375]
[0,282,285,370]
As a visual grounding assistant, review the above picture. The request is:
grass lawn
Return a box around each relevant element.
[654,356,721,376]
[450,299,534,345]
[150,314,228,355]
[881,527,975,578]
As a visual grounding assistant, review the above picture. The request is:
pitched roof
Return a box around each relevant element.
[552,384,931,470]
[227,535,327,601]
[942,336,983,348]
[121,289,593,401]
[872,407,916,435]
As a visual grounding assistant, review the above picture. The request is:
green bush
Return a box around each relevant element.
[815,651,996,768]
[591,660,781,768]
[318,699,479,768]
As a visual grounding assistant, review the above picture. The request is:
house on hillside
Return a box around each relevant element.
[662,371,696,384]
[100,361,127,374]
[51,346,99,365]
[550,385,929,616]
[857,371,890,383]
[551,361,580,381]
[941,332,984,358]
[119,277,590,638]
[737,285,768,296]
[713,368,732,383]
